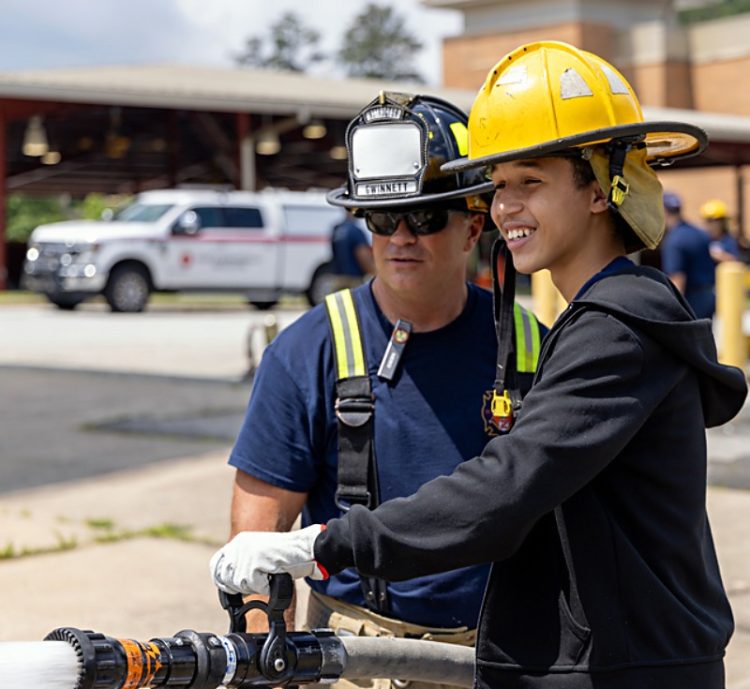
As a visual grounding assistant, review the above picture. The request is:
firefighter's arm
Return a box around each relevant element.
[230,468,308,631]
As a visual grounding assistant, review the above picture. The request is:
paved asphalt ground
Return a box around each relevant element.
[0,300,749,687]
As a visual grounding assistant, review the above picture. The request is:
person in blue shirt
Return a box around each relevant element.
[220,92,543,689]
[329,209,374,288]
[660,191,717,318]
[700,198,743,264]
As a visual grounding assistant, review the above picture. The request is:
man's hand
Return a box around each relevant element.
[210,525,328,595]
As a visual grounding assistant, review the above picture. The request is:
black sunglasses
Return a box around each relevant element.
[363,208,463,236]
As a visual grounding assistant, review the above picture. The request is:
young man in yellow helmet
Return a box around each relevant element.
[212,43,748,689]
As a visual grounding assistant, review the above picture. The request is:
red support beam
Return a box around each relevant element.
[0,106,7,290]
[167,109,179,189]
[236,112,250,190]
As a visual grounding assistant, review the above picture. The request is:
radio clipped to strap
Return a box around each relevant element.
[377,319,412,382]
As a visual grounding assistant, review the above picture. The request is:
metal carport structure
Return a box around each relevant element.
[1,63,750,288]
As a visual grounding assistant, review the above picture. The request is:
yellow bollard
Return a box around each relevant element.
[531,270,566,328]
[715,261,748,370]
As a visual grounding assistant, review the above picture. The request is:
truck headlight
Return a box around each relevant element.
[26,246,39,261]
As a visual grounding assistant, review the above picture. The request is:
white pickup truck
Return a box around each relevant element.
[23,188,345,312]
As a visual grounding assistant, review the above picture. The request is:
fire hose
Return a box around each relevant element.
[42,574,475,689]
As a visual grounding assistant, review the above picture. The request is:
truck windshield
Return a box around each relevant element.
[114,203,174,222]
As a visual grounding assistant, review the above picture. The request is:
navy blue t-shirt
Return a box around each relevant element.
[574,256,634,300]
[331,220,369,276]
[229,283,512,628]
[660,221,715,318]
[712,234,742,260]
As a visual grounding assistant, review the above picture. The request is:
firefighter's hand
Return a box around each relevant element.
[210,525,328,595]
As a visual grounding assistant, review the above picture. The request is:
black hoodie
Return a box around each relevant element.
[315,265,747,689]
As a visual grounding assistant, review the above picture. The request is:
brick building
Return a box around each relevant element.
[426,0,750,238]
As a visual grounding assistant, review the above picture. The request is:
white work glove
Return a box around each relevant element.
[210,524,328,595]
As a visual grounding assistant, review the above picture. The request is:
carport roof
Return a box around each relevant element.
[1,63,750,198]
[0,63,476,118]
[1,63,750,159]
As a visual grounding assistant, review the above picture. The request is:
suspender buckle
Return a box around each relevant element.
[335,489,372,512]
[334,395,374,428]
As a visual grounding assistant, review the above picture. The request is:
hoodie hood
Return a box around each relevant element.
[574,264,747,428]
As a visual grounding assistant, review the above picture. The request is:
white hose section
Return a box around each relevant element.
[338,636,475,688]
[0,641,80,689]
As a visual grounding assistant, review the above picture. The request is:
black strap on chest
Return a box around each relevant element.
[324,288,390,613]
[490,238,523,432]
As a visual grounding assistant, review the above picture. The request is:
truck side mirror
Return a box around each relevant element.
[175,211,201,235]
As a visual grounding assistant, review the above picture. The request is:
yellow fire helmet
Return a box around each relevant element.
[442,41,709,249]
[700,199,729,220]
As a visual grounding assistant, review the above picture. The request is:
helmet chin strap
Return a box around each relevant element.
[605,137,644,212]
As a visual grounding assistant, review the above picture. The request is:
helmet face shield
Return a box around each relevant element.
[327,91,493,214]
[350,121,425,197]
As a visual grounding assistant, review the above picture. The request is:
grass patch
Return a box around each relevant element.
[92,521,220,547]
[0,291,46,305]
[0,520,219,562]
[0,533,78,560]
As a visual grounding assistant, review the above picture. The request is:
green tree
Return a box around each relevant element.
[337,3,423,82]
[234,12,325,72]
[6,195,66,243]
[679,0,750,23]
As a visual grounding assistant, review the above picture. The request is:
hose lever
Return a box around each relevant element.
[218,574,296,681]
[259,573,294,680]
[219,590,249,634]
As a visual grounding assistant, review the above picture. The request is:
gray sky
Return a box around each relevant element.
[0,0,463,85]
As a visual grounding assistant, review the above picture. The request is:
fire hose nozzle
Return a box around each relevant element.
[42,575,473,688]
[43,625,337,689]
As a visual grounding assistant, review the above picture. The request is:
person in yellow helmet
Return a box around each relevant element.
[700,199,743,263]
[211,42,748,689]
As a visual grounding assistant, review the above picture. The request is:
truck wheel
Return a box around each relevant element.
[105,265,151,313]
[306,263,337,306]
[45,293,84,310]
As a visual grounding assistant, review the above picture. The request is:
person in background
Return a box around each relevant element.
[329,209,374,290]
[700,199,743,263]
[660,190,717,318]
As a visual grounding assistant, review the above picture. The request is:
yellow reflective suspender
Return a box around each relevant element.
[325,289,367,380]
[513,303,541,374]
[324,289,389,612]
